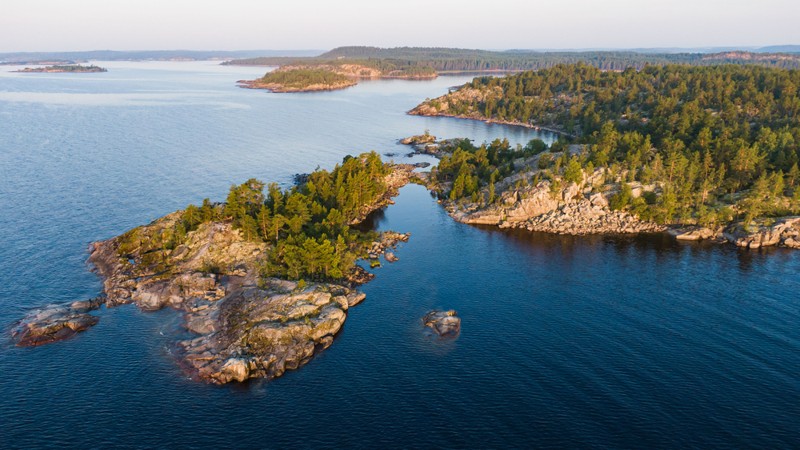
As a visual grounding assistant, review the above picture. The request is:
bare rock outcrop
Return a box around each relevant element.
[449,179,664,235]
[668,226,722,242]
[12,299,104,347]
[723,217,800,249]
[180,281,364,384]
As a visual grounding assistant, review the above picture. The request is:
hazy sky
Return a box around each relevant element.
[2,0,798,52]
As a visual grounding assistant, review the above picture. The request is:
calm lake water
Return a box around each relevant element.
[1,61,799,448]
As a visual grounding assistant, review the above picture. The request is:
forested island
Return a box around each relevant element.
[239,67,357,92]
[232,46,800,93]
[238,59,436,92]
[13,154,417,383]
[14,64,107,73]
[227,46,800,72]
[408,63,800,247]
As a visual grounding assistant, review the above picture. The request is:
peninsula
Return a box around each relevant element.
[12,153,415,384]
[407,63,800,248]
[14,64,107,73]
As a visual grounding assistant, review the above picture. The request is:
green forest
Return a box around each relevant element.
[17,64,107,73]
[234,58,436,78]
[117,152,393,282]
[225,46,800,72]
[425,64,800,227]
[257,68,352,88]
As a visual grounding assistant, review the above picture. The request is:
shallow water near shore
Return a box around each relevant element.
[1,61,799,448]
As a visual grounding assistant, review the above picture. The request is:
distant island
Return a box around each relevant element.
[14,64,107,73]
[0,49,306,64]
[239,67,358,92]
[230,46,800,93]
[237,59,436,93]
[408,63,800,248]
[226,46,800,72]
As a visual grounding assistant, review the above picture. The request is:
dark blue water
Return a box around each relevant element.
[1,62,799,448]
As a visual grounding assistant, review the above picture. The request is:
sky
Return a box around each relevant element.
[1,0,798,52]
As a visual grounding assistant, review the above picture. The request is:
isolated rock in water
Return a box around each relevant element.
[12,303,102,347]
[423,310,461,337]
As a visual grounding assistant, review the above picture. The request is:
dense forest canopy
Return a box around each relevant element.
[256,68,352,88]
[117,152,393,282]
[423,64,800,227]
[225,46,800,71]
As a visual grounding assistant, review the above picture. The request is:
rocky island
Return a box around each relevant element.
[14,64,107,73]
[12,153,416,384]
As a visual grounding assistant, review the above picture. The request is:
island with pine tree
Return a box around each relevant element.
[14,64,108,73]
[12,154,419,384]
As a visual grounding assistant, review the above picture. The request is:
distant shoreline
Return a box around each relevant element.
[407,108,575,138]
[13,64,107,73]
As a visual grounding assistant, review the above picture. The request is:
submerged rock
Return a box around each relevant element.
[423,310,461,338]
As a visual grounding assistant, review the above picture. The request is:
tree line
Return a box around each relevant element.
[226,47,800,71]
[118,152,393,282]
[429,63,800,226]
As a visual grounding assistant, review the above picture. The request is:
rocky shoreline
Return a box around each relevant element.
[446,178,667,236]
[408,86,574,138]
[239,63,436,93]
[408,109,574,138]
[401,134,800,249]
[237,78,357,93]
[11,165,416,384]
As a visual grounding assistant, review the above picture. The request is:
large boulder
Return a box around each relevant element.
[669,226,719,241]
